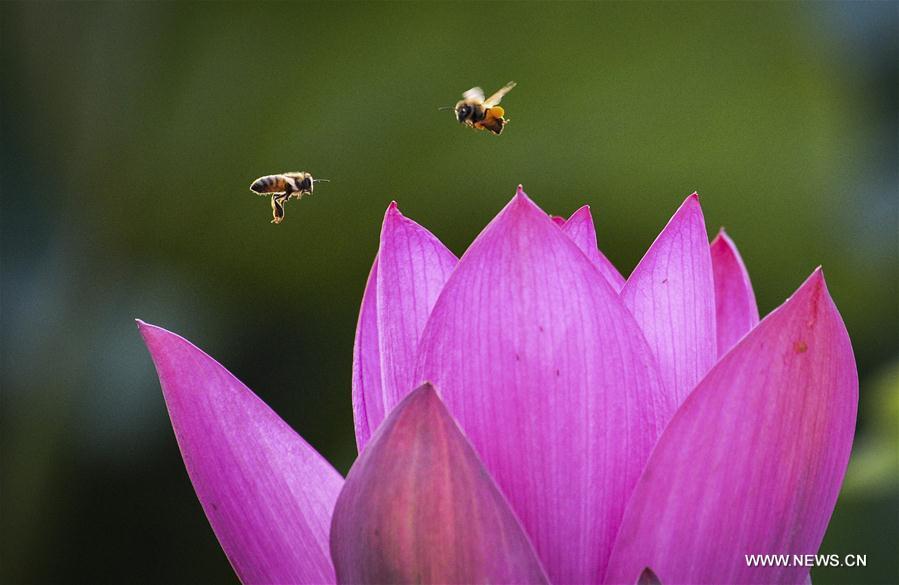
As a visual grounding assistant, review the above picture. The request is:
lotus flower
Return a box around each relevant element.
[138,187,857,585]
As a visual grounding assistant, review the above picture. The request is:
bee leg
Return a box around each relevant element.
[271,195,286,224]
[485,117,506,135]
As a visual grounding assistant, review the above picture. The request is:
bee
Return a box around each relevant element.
[248,172,328,224]
[448,81,517,135]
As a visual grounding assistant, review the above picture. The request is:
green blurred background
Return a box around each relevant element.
[2,2,896,584]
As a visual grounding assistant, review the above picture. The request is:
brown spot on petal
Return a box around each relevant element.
[637,567,662,585]
[794,341,808,353]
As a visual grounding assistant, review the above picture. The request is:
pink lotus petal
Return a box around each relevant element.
[351,258,383,450]
[550,214,566,226]
[330,383,549,584]
[621,194,716,405]
[415,187,674,584]
[562,205,627,292]
[604,269,858,585]
[352,203,457,450]
[138,322,343,584]
[711,229,760,356]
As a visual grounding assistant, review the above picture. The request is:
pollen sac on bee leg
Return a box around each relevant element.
[271,195,286,224]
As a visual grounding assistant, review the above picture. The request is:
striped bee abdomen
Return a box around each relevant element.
[250,175,288,194]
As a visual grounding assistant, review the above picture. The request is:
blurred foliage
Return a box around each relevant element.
[1,2,896,584]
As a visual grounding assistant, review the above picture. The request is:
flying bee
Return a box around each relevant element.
[248,172,328,224]
[445,81,516,135]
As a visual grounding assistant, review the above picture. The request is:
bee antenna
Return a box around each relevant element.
[313,178,330,183]
[437,105,454,111]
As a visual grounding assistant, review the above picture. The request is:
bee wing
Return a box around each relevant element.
[484,81,516,108]
[462,86,485,101]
